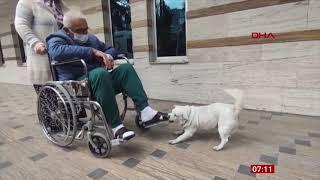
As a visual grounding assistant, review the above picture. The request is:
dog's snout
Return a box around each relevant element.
[168,113,175,122]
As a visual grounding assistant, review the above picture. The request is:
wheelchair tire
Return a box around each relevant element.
[88,132,111,158]
[37,82,77,147]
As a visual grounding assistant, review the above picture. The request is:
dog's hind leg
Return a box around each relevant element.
[169,128,196,144]
[213,136,229,151]
[213,128,232,151]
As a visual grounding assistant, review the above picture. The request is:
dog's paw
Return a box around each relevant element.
[168,140,177,145]
[213,145,223,151]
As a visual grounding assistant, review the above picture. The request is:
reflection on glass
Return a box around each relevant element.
[155,0,186,57]
[110,0,133,58]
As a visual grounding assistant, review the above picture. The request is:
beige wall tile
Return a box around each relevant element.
[95,33,105,42]
[2,48,16,58]
[131,1,147,21]
[132,27,148,46]
[308,0,320,29]
[187,14,227,40]
[85,13,104,29]
[282,89,320,116]
[261,41,315,61]
[188,2,309,41]
[228,2,308,37]
[64,0,101,10]
[133,52,149,60]
[187,0,244,11]
[188,44,262,63]
[0,61,30,85]
[1,35,13,46]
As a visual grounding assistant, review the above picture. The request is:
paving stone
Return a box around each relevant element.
[62,147,76,152]
[175,142,191,149]
[279,146,296,155]
[29,153,48,162]
[308,132,320,138]
[87,168,108,180]
[0,161,12,169]
[122,158,140,168]
[260,115,272,120]
[12,125,24,129]
[260,154,278,165]
[247,120,259,125]
[213,176,227,180]
[27,113,36,117]
[294,139,311,147]
[272,112,283,116]
[19,136,34,142]
[157,123,169,128]
[237,164,256,177]
[150,149,167,158]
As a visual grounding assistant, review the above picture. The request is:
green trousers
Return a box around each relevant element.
[80,64,148,128]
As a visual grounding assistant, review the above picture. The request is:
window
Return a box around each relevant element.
[153,0,186,62]
[109,0,133,58]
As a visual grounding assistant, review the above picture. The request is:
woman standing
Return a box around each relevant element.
[14,0,68,84]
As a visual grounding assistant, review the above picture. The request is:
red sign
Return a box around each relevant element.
[252,32,276,39]
[250,164,275,174]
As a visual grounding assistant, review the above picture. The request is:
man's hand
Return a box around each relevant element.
[92,48,114,69]
[34,42,47,55]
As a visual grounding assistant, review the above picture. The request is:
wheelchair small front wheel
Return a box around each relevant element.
[88,132,111,158]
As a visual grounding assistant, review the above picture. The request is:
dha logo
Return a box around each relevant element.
[251,32,275,39]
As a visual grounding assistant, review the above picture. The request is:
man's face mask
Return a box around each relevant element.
[67,27,89,44]
[73,32,89,43]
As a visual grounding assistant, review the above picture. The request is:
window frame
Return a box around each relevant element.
[102,0,134,59]
[150,0,188,64]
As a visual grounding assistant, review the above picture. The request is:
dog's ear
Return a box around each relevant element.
[182,106,191,119]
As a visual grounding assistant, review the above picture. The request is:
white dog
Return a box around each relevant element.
[168,89,243,151]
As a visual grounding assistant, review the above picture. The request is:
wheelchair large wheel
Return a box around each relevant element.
[88,132,111,158]
[37,82,77,147]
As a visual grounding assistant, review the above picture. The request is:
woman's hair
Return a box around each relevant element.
[63,10,86,28]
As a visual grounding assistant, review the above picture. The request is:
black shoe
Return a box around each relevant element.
[141,112,170,128]
[114,127,135,141]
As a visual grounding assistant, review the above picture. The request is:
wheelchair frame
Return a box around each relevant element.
[35,55,144,158]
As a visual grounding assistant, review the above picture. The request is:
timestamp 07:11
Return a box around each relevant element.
[250,164,275,174]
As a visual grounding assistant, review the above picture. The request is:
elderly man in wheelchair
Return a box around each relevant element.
[36,10,169,158]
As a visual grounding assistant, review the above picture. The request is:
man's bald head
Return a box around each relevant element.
[63,10,88,34]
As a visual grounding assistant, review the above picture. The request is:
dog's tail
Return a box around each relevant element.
[224,89,244,117]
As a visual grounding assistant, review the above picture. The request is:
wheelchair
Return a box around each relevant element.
[34,55,149,158]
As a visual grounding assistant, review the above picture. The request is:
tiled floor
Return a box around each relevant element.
[0,83,319,180]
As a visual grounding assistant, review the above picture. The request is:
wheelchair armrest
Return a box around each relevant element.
[51,59,89,79]
[114,55,134,65]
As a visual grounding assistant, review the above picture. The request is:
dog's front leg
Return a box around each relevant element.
[174,129,184,135]
[169,128,196,144]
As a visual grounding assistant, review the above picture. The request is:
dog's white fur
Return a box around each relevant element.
[168,89,244,151]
